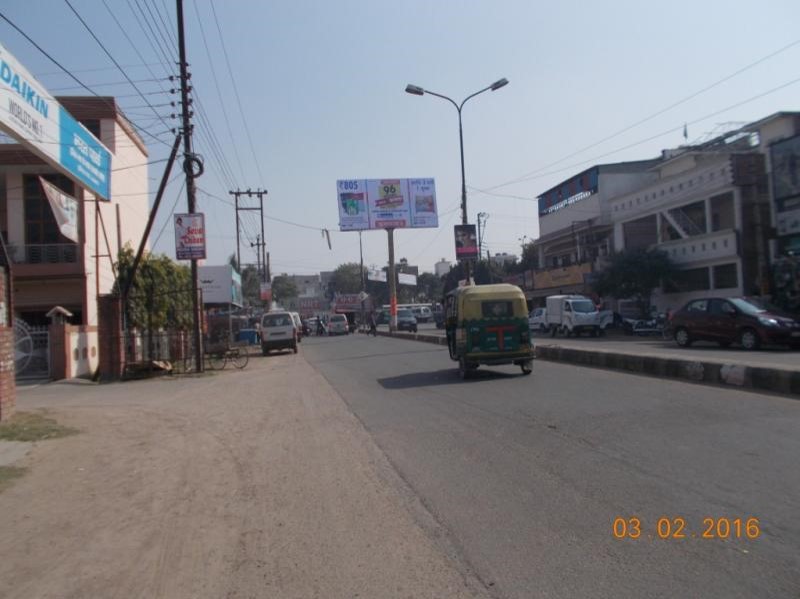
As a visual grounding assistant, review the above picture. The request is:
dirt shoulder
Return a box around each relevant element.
[0,353,487,599]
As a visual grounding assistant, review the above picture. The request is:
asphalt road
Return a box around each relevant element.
[303,333,800,599]
[389,323,800,370]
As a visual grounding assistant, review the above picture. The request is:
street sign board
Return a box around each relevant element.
[174,213,207,260]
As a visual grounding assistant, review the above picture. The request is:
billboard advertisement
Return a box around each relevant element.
[454,224,478,260]
[0,42,111,199]
[337,178,437,230]
[771,134,800,202]
[174,213,207,260]
[199,265,243,306]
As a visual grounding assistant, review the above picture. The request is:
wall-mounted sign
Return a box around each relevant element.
[454,224,478,261]
[337,178,437,231]
[398,272,417,286]
[0,43,111,199]
[174,213,206,260]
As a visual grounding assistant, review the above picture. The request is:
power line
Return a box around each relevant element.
[191,0,247,183]
[64,0,173,132]
[0,9,172,149]
[474,75,800,198]
[209,1,266,183]
[484,36,800,192]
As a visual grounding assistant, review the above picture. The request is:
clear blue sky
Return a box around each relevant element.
[3,0,799,274]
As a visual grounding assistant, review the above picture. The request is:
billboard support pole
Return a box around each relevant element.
[387,228,397,332]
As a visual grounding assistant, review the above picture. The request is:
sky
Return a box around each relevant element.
[2,0,800,275]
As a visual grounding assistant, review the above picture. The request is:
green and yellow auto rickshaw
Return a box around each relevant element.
[444,283,533,379]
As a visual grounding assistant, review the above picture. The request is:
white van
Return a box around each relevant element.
[545,295,603,337]
[261,311,298,354]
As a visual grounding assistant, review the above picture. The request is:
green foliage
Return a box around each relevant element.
[271,275,298,303]
[593,248,676,315]
[331,263,364,294]
[116,244,192,329]
[442,261,494,296]
[416,272,443,303]
[240,265,262,306]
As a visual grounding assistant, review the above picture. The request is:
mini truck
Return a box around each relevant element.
[546,294,606,337]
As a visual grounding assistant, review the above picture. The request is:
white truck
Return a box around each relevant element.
[546,294,610,337]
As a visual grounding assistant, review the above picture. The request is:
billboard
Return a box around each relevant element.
[337,178,437,230]
[771,134,800,202]
[174,213,207,260]
[0,43,111,199]
[454,224,478,260]
[199,265,243,306]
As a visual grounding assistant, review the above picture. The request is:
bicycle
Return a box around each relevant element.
[205,346,250,370]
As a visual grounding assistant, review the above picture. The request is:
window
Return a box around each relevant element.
[709,299,735,315]
[668,268,710,293]
[713,263,738,289]
[482,301,513,318]
[686,300,708,312]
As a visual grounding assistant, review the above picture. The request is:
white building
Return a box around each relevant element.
[434,258,451,277]
[611,130,768,311]
[530,160,660,299]
[490,253,518,267]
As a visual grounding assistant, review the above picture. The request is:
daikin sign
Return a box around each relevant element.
[0,42,111,199]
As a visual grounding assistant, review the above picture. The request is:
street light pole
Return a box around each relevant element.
[405,78,508,284]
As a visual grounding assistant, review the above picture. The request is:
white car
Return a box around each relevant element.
[529,307,548,332]
[327,314,349,335]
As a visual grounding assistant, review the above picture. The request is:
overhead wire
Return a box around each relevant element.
[209,1,266,183]
[64,0,174,133]
[0,9,172,149]
[482,36,800,193]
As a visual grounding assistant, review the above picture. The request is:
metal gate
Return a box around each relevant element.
[14,318,50,381]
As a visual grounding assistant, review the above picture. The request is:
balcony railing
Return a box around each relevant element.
[9,244,81,265]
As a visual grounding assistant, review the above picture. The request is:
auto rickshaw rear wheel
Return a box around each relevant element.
[458,357,470,380]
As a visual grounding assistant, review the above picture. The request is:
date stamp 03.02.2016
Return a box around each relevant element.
[613,517,761,540]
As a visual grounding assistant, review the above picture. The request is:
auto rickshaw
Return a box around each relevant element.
[444,283,533,379]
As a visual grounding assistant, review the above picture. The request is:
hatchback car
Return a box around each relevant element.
[261,311,298,354]
[670,297,800,350]
[396,309,418,333]
[327,313,349,335]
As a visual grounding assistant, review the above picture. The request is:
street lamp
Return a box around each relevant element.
[405,78,509,282]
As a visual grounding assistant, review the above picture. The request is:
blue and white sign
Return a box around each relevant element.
[0,42,111,200]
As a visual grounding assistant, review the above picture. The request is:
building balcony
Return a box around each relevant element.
[655,229,738,265]
[9,244,84,278]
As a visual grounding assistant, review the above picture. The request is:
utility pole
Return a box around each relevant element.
[250,234,265,281]
[176,0,204,373]
[230,188,268,277]
[477,212,488,256]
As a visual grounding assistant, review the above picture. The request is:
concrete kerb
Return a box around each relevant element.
[376,330,800,398]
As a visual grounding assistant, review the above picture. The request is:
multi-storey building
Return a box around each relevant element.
[1,96,149,378]
[529,159,660,300]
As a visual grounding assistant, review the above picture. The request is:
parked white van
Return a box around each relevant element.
[261,311,298,354]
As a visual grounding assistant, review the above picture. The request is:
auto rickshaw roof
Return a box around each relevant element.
[448,283,526,299]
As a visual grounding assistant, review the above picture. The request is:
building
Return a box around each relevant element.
[434,258,452,277]
[610,129,768,311]
[529,159,660,300]
[1,96,149,378]
[490,253,518,268]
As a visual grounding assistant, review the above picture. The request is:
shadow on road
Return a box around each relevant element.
[377,367,519,390]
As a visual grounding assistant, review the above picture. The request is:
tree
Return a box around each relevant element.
[115,244,192,330]
[417,272,444,303]
[593,248,677,316]
[271,275,298,304]
[331,262,364,294]
[240,265,261,306]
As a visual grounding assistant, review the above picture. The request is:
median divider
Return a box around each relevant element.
[375,329,800,397]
